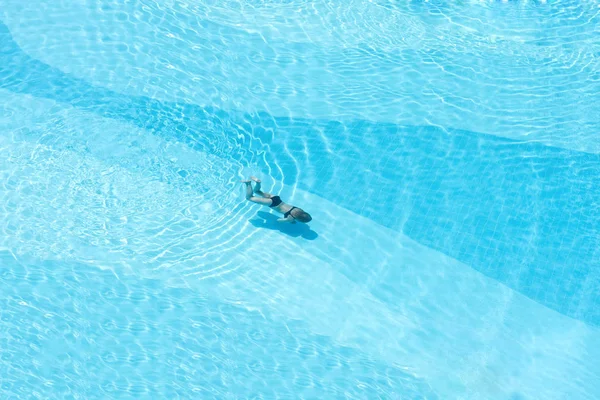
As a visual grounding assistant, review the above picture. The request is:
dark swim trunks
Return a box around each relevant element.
[283,206,297,219]
[269,196,282,207]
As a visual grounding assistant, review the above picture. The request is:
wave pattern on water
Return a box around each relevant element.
[2,1,600,398]
[254,116,600,325]
[2,15,599,326]
[0,251,437,399]
[0,95,275,284]
[2,0,600,151]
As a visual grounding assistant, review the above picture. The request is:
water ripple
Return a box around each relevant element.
[0,94,266,282]
[1,1,600,398]
[3,0,600,151]
[0,252,440,398]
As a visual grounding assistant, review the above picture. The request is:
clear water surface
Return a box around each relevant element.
[1,0,600,399]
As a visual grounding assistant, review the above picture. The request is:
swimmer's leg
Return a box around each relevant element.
[243,181,254,199]
[243,179,273,205]
[251,177,273,198]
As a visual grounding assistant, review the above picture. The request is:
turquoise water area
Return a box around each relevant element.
[1,0,600,399]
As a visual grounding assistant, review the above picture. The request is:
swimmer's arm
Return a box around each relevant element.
[277,216,296,223]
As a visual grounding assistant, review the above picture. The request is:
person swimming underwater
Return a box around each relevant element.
[242,176,312,223]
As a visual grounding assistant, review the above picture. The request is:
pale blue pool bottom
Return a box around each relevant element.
[2,94,600,398]
[0,252,438,399]
[1,23,597,326]
[2,1,600,398]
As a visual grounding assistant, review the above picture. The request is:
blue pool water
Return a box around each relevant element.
[1,0,600,399]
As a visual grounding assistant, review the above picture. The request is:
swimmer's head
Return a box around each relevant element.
[293,209,312,223]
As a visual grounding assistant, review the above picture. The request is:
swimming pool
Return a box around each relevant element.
[1,0,599,398]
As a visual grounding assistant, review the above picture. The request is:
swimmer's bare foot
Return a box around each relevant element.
[250,176,261,183]
[241,179,252,184]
